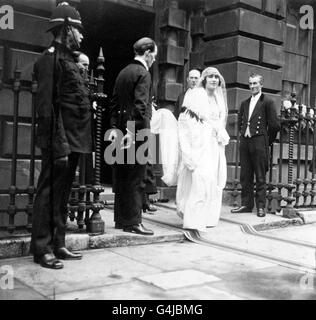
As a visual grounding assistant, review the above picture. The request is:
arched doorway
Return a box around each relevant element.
[78,0,155,184]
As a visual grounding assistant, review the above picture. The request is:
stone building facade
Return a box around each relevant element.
[0,0,314,228]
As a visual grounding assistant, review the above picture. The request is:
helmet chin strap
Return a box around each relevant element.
[64,17,80,50]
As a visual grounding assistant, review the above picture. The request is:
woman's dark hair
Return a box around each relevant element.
[201,75,221,88]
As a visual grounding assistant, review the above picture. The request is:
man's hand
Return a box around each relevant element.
[54,156,68,167]
[152,101,157,110]
[120,131,134,149]
[151,96,157,109]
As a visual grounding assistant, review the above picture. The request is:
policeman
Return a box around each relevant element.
[30,2,93,269]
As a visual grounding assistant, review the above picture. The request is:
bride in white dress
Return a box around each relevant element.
[176,67,230,231]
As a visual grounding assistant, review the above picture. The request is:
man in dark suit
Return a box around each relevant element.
[174,69,201,119]
[109,37,157,235]
[231,73,280,217]
[75,52,95,186]
[30,3,91,269]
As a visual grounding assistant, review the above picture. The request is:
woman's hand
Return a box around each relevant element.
[217,127,230,146]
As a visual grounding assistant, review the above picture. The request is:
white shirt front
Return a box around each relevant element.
[245,92,261,137]
[248,92,261,120]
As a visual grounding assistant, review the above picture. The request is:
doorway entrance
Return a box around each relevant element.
[78,0,155,184]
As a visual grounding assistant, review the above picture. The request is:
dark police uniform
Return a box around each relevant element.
[30,41,93,256]
[238,93,280,210]
[110,59,152,227]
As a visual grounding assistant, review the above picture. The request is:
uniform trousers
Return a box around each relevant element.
[113,163,146,227]
[142,162,157,206]
[30,149,80,256]
[240,135,268,210]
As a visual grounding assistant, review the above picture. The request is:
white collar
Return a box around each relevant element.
[251,92,262,101]
[134,56,148,71]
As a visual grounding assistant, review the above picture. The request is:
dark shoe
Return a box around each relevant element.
[257,208,266,217]
[54,247,82,260]
[33,253,63,269]
[115,222,123,229]
[123,224,154,235]
[142,204,157,214]
[231,206,252,213]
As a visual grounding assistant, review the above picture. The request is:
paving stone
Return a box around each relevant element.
[53,279,243,300]
[0,278,48,300]
[211,266,316,300]
[137,269,220,290]
[0,249,161,297]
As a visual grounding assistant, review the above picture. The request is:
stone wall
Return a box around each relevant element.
[0,0,55,227]
[201,0,286,190]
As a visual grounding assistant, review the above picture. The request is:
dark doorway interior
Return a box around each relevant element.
[78,0,155,184]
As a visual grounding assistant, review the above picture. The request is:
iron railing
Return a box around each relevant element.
[2,58,316,236]
[0,48,107,235]
[231,91,316,217]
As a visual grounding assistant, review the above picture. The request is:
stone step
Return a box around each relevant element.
[0,206,185,259]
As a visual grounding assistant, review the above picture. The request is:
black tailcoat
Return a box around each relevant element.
[110,60,152,226]
[238,93,280,210]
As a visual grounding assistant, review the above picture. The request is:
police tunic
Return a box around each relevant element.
[34,41,92,158]
[31,41,93,256]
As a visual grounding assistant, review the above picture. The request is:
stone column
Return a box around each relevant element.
[153,0,188,199]
[202,0,285,203]
[189,0,205,71]
[157,0,187,112]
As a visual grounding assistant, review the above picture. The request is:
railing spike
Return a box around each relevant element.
[98,47,104,58]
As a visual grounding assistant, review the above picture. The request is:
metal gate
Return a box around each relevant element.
[0,48,107,236]
[231,91,316,217]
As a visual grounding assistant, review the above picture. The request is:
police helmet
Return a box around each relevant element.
[47,2,83,32]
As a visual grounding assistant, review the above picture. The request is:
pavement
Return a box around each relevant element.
[1,201,316,300]
[0,200,311,260]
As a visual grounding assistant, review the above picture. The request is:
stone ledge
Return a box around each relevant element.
[297,210,316,225]
[89,233,183,249]
[0,224,184,260]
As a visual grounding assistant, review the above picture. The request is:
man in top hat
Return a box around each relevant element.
[109,37,158,235]
[30,2,93,269]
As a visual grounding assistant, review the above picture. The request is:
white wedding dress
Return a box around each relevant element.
[176,87,229,231]
[150,83,229,232]
[150,107,179,186]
